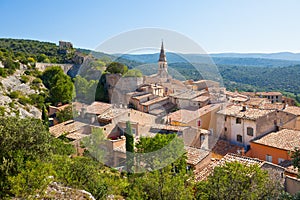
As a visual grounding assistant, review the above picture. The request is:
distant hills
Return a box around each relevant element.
[116,52,300,67]
[211,52,300,61]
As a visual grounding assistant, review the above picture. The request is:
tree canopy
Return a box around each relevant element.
[41,66,74,105]
[105,62,128,75]
[195,161,282,199]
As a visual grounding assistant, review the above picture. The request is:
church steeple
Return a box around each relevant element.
[157,41,168,78]
[158,41,167,62]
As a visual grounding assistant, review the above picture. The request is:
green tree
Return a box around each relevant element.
[136,133,186,171]
[8,160,55,199]
[42,104,49,129]
[195,161,282,199]
[0,117,52,197]
[105,62,128,75]
[125,121,134,172]
[82,127,107,163]
[51,155,108,199]
[42,66,74,105]
[56,105,73,123]
[126,134,192,199]
[74,75,98,103]
[123,69,143,77]
[292,147,300,178]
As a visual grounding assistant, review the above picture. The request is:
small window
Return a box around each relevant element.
[278,158,284,164]
[236,118,242,124]
[224,127,227,132]
[237,134,243,143]
[197,120,201,127]
[247,127,254,136]
[266,154,272,162]
[132,128,136,135]
[225,116,227,121]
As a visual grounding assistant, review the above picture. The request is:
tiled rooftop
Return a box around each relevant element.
[194,153,263,181]
[151,124,188,132]
[49,120,87,138]
[170,90,206,100]
[192,95,210,102]
[284,106,300,116]
[132,93,153,100]
[168,104,220,124]
[246,98,269,107]
[212,139,244,156]
[257,92,282,96]
[141,97,168,106]
[217,105,274,120]
[86,101,112,115]
[98,108,128,120]
[184,146,210,166]
[218,153,263,167]
[252,129,300,151]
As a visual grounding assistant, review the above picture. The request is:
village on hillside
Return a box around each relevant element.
[47,42,300,195]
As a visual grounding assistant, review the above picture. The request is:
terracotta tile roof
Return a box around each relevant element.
[240,92,256,97]
[278,160,299,175]
[192,96,210,102]
[49,120,87,138]
[194,159,219,181]
[194,153,263,181]
[257,92,282,96]
[132,93,153,100]
[98,108,128,120]
[66,132,89,140]
[184,146,210,166]
[141,97,168,106]
[225,90,248,99]
[86,101,112,115]
[170,90,206,100]
[113,143,126,153]
[168,104,221,124]
[212,139,244,156]
[217,105,274,120]
[151,124,188,132]
[246,98,267,106]
[252,129,300,151]
[260,103,285,110]
[284,106,300,116]
[219,153,263,167]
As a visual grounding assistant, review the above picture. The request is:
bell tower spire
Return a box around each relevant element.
[158,41,168,77]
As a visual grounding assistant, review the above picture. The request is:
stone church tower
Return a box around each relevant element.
[157,41,169,79]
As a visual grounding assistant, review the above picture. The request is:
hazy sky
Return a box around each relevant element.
[1,0,300,53]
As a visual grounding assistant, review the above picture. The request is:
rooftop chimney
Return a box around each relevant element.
[241,106,247,112]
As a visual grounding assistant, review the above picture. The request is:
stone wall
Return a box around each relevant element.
[35,62,73,74]
[106,74,144,105]
[286,175,300,195]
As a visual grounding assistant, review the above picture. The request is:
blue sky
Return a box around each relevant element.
[1,0,300,53]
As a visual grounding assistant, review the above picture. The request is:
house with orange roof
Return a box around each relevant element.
[247,128,300,165]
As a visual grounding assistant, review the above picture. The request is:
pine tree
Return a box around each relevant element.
[125,121,134,172]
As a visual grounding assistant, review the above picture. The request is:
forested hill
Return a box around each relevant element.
[118,52,300,67]
[0,38,75,64]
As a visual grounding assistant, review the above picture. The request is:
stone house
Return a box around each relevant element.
[216,105,296,149]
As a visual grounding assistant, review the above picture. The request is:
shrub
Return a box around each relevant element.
[0,68,7,77]
[8,101,15,108]
[0,106,5,116]
[20,75,29,83]
[9,91,21,99]
[32,78,42,84]
[18,95,32,105]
